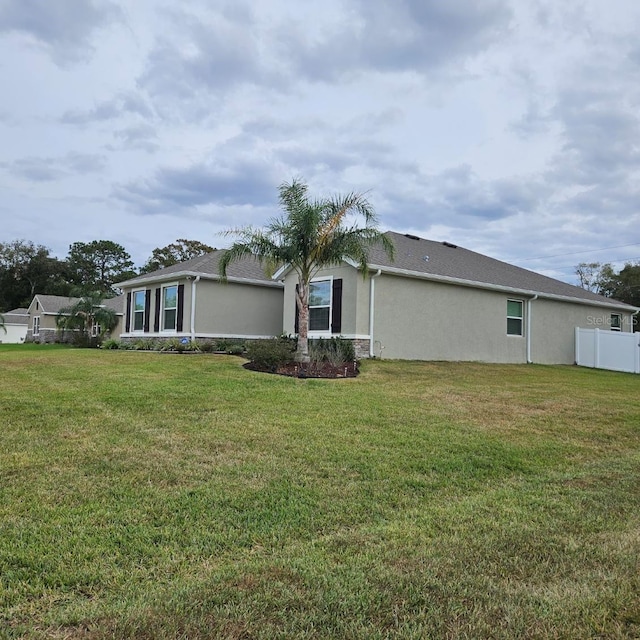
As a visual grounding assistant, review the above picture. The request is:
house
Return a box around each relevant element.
[276,231,638,364]
[114,251,284,342]
[26,294,125,343]
[0,308,29,344]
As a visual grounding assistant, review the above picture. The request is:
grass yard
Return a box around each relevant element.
[0,346,639,639]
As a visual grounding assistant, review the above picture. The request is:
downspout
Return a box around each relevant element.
[527,294,538,364]
[369,269,382,357]
[190,275,200,340]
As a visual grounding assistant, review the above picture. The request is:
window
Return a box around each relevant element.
[91,323,101,337]
[162,285,178,331]
[33,316,40,335]
[309,279,331,331]
[507,300,523,336]
[611,314,621,331]
[132,290,146,331]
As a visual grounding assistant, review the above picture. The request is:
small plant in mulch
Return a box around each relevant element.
[159,338,201,353]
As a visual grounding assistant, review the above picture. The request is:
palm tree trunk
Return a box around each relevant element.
[295,279,310,363]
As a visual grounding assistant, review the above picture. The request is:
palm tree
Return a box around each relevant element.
[219,178,394,362]
[56,293,118,346]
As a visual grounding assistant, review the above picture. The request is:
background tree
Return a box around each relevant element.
[575,262,604,292]
[220,178,394,362]
[0,240,70,311]
[66,240,136,297]
[140,239,215,274]
[576,261,640,330]
[56,293,118,347]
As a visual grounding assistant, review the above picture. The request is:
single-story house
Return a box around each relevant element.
[114,251,284,342]
[26,294,125,343]
[276,231,638,364]
[0,308,29,344]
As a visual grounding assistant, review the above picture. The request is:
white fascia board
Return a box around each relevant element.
[366,263,640,312]
[272,263,292,280]
[115,271,283,289]
[26,296,41,313]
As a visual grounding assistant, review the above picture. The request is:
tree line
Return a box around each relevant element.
[576,261,640,330]
[0,238,214,312]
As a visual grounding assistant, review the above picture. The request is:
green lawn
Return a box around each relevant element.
[1,346,639,639]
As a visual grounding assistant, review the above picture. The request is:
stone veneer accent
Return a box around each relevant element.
[26,328,71,344]
[350,338,371,360]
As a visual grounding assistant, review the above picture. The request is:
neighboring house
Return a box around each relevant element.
[276,231,639,364]
[0,308,29,344]
[114,251,284,342]
[26,294,125,343]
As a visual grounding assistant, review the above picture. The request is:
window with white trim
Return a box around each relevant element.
[507,299,523,336]
[610,314,621,331]
[309,279,332,332]
[132,290,146,332]
[162,285,178,331]
[91,323,101,337]
[33,316,40,335]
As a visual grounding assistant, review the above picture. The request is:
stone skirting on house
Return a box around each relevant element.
[117,335,374,359]
[26,329,100,344]
[26,328,68,344]
[350,338,371,360]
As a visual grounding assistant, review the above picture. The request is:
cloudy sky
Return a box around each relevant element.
[1,0,639,283]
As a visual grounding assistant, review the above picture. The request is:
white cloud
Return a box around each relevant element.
[0,0,638,281]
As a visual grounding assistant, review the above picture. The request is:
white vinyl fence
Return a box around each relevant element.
[575,328,640,374]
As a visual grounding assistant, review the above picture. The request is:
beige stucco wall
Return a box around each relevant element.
[529,298,633,364]
[371,276,527,362]
[193,279,284,337]
[371,275,634,364]
[122,277,283,338]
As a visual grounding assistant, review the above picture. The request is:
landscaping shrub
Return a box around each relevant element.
[309,337,356,366]
[225,343,245,355]
[70,333,102,349]
[131,338,159,351]
[102,339,120,350]
[160,338,201,353]
[214,338,246,354]
[198,340,215,353]
[246,337,296,370]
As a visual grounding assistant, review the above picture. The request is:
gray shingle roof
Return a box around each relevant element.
[3,308,29,325]
[367,232,636,310]
[32,295,80,314]
[116,250,278,288]
[31,294,125,315]
[103,295,125,313]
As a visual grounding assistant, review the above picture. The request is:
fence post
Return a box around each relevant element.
[594,329,600,369]
[636,333,640,374]
[575,327,580,365]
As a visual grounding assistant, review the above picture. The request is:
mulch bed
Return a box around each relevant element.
[243,360,359,379]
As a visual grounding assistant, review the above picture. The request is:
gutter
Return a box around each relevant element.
[114,272,284,290]
[369,269,382,357]
[190,275,201,340]
[360,262,638,313]
[526,294,538,364]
